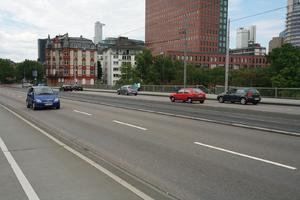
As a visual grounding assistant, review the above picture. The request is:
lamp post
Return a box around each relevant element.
[225,18,230,93]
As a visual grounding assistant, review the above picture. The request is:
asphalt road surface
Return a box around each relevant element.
[0,86,299,200]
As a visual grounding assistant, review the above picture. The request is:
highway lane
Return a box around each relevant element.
[58,90,300,135]
[0,105,157,200]
[0,87,299,200]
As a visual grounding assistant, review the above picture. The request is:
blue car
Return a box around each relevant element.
[26,86,60,110]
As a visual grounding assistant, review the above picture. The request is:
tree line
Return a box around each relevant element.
[117,44,300,88]
[1,44,299,88]
[0,59,44,84]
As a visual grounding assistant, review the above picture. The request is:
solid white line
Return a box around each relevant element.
[0,137,40,200]
[73,109,92,116]
[113,120,148,131]
[194,142,297,170]
[0,104,154,200]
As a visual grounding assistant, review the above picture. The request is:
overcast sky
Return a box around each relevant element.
[0,0,286,62]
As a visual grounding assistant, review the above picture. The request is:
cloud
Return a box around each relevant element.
[0,0,145,62]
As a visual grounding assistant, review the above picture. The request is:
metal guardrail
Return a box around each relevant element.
[85,84,300,100]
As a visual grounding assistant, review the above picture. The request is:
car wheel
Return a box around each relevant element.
[134,93,137,96]
[56,105,60,109]
[187,98,193,103]
[117,92,120,95]
[253,102,258,105]
[26,101,30,108]
[218,97,224,103]
[231,101,235,104]
[240,98,247,105]
[200,100,205,104]
[170,97,175,102]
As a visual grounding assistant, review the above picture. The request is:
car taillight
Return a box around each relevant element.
[247,91,253,97]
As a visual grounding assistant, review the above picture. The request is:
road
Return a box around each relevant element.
[0,86,299,200]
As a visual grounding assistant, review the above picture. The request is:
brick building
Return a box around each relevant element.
[45,34,97,86]
[145,0,268,68]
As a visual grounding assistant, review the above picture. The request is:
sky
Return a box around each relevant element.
[0,0,287,62]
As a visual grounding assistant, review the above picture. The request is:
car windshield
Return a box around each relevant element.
[35,87,54,95]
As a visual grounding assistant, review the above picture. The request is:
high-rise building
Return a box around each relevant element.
[236,26,256,49]
[269,36,284,53]
[94,21,105,44]
[38,38,47,64]
[146,0,228,55]
[285,0,300,46]
[145,0,267,69]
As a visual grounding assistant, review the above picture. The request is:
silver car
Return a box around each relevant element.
[117,85,138,96]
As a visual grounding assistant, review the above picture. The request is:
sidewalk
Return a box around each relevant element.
[84,88,300,106]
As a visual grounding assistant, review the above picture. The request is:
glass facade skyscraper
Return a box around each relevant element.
[285,0,300,46]
[146,0,228,55]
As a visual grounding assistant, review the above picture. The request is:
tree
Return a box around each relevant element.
[0,59,15,83]
[135,49,153,83]
[15,60,44,83]
[267,44,300,74]
[116,62,138,85]
[97,61,103,82]
[267,44,300,87]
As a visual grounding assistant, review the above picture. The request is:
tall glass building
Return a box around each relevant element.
[285,0,300,46]
[145,0,268,68]
[145,0,228,55]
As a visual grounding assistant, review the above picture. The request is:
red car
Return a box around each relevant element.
[170,88,206,103]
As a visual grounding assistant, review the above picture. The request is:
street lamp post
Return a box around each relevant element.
[183,28,188,89]
[225,18,231,93]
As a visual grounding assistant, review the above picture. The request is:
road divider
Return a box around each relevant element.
[194,142,297,170]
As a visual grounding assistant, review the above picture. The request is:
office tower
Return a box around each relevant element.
[236,26,256,49]
[94,21,105,44]
[285,0,300,46]
[146,0,228,55]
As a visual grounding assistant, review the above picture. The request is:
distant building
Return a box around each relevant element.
[38,38,47,64]
[97,37,144,86]
[285,0,300,46]
[269,37,285,53]
[94,21,105,44]
[45,33,97,86]
[231,43,266,56]
[236,26,256,49]
[145,0,267,69]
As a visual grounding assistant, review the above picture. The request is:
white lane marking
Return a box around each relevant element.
[194,142,297,170]
[0,137,40,200]
[73,109,92,116]
[113,120,148,131]
[0,104,154,200]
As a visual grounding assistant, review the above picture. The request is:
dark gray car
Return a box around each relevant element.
[217,88,261,105]
[117,85,138,96]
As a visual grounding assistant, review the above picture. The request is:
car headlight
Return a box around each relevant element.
[35,99,42,103]
[54,97,59,102]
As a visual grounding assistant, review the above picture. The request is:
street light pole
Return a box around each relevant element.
[183,14,188,89]
[225,18,230,93]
